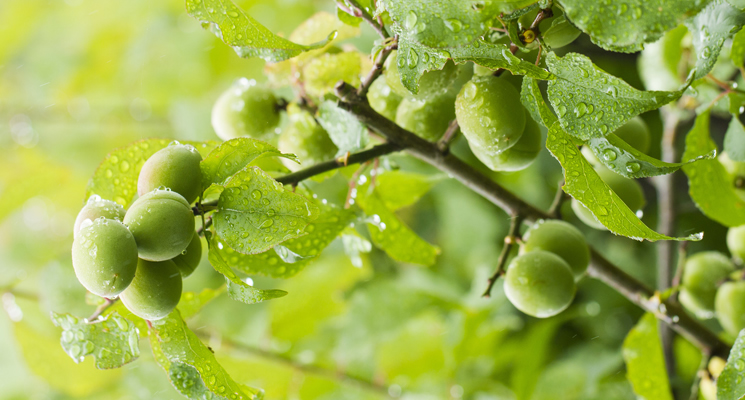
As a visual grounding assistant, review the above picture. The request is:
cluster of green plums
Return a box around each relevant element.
[72,144,203,320]
[503,220,589,318]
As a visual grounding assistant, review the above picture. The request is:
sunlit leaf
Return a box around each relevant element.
[316,100,370,156]
[520,77,557,128]
[178,286,227,319]
[185,0,331,63]
[558,0,707,52]
[546,52,682,141]
[547,123,701,241]
[683,110,745,227]
[717,329,745,399]
[86,139,218,208]
[585,133,714,178]
[214,166,319,254]
[150,309,264,400]
[200,138,297,191]
[622,313,673,400]
[303,52,368,98]
[51,311,139,369]
[685,0,745,80]
[373,170,440,211]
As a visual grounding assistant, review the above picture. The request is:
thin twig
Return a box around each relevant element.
[436,119,460,153]
[358,41,397,97]
[670,242,689,303]
[345,162,370,208]
[483,214,524,297]
[547,180,566,218]
[88,298,118,321]
[345,0,388,40]
[197,215,213,236]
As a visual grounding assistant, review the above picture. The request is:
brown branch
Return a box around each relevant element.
[344,0,388,40]
[483,214,524,297]
[358,42,396,98]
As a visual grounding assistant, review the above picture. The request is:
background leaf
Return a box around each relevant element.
[200,138,297,191]
[717,329,745,399]
[316,101,370,156]
[372,170,439,211]
[685,0,745,80]
[51,311,139,369]
[547,52,681,141]
[214,166,319,254]
[185,0,330,63]
[682,110,745,227]
[732,26,745,70]
[725,116,745,162]
[150,309,263,400]
[547,124,701,241]
[622,313,673,400]
[178,287,227,319]
[558,0,706,52]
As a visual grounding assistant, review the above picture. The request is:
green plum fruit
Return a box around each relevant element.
[520,219,590,279]
[715,280,745,337]
[504,250,577,318]
[120,259,183,320]
[72,218,138,297]
[278,106,338,169]
[367,76,403,121]
[395,94,456,142]
[211,78,281,142]
[172,231,202,278]
[470,110,541,172]
[680,251,735,319]
[74,196,125,237]
[123,190,195,262]
[137,143,202,204]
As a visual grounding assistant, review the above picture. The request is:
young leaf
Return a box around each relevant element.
[547,124,701,241]
[373,170,440,211]
[725,116,745,162]
[546,52,682,141]
[682,110,745,227]
[557,0,707,53]
[178,287,227,320]
[200,138,297,191]
[185,0,331,63]
[149,309,264,400]
[732,27,745,70]
[356,184,440,266]
[685,0,745,80]
[51,311,140,369]
[717,329,745,399]
[521,77,557,128]
[215,201,354,278]
[213,166,319,254]
[585,133,714,178]
[316,101,370,156]
[86,139,218,208]
[208,237,288,304]
[622,313,674,400]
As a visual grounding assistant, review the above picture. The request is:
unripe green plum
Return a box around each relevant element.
[719,151,745,201]
[541,17,582,49]
[520,219,590,279]
[680,251,735,319]
[455,75,526,155]
[395,94,456,142]
[503,250,576,318]
[729,225,745,261]
[120,259,182,320]
[572,167,646,230]
[470,111,541,172]
[384,50,459,101]
[582,116,651,164]
[137,144,202,204]
[72,218,138,297]
[367,77,403,121]
[123,190,195,262]
[278,107,338,169]
[74,196,125,237]
[211,78,280,142]
[172,231,202,278]
[715,280,745,337]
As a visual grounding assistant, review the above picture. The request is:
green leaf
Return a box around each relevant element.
[725,116,745,162]
[622,313,674,400]
[356,184,440,266]
[341,227,372,268]
[520,77,557,127]
[546,52,682,141]
[207,236,288,304]
[149,309,264,400]
[178,286,227,319]
[638,25,688,92]
[728,91,745,114]
[215,200,354,278]
[213,166,319,254]
[51,311,140,369]
[302,52,366,98]
[682,110,745,227]
[185,0,331,63]
[547,124,701,241]
[200,138,297,191]
[717,329,745,399]
[373,170,439,210]
[585,133,715,178]
[732,26,745,69]
[685,0,745,80]
[86,139,219,208]
[316,100,370,156]
[557,0,707,53]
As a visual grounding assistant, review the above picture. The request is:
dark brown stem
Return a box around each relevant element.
[358,42,396,98]
[335,81,731,359]
[483,214,524,297]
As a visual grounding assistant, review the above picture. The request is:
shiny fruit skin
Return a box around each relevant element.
[680,251,735,319]
[715,280,745,337]
[367,76,403,121]
[123,190,194,262]
[120,259,183,320]
[471,111,541,172]
[72,218,138,297]
[171,231,202,278]
[211,78,280,142]
[74,196,125,237]
[520,219,590,279]
[278,108,338,169]
[503,250,577,318]
[137,144,203,204]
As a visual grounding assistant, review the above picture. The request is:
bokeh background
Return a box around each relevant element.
[0,0,731,399]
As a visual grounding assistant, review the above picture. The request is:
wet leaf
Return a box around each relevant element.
[622,313,674,400]
[725,116,745,162]
[521,77,557,127]
[316,101,370,156]
[685,0,745,80]
[717,328,745,399]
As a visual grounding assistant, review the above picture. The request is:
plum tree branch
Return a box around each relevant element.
[333,81,731,359]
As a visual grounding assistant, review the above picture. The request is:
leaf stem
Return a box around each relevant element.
[482,214,524,297]
[357,40,397,98]
[88,298,118,321]
[345,0,388,40]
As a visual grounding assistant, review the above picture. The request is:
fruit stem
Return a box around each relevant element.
[88,297,118,321]
[436,119,460,154]
[482,214,525,297]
